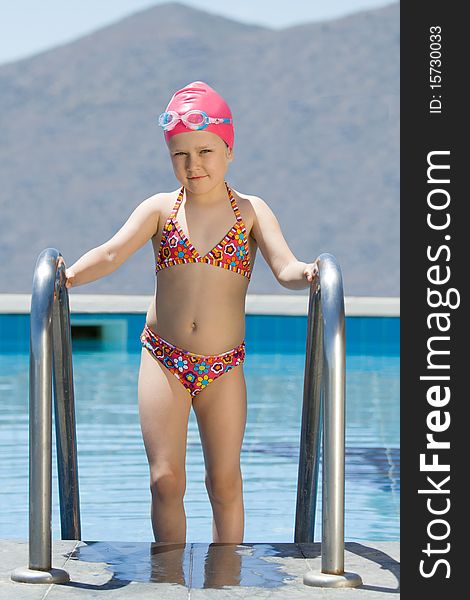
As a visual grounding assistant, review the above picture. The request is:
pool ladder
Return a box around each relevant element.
[295,253,362,587]
[11,249,79,584]
[11,248,362,588]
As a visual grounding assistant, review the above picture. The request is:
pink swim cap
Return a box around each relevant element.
[162,81,234,150]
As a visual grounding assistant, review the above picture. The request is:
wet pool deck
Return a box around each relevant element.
[2,539,399,598]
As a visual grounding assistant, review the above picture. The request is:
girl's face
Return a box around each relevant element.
[168,130,233,192]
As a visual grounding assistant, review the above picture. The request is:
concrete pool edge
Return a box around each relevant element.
[1,539,399,598]
[0,293,400,317]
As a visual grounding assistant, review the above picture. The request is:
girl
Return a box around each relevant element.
[64,81,319,544]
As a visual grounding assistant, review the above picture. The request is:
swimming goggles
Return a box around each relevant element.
[158,109,232,131]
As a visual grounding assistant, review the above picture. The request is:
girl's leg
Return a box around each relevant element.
[192,364,247,543]
[138,347,193,542]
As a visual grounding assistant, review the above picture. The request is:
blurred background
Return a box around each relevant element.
[0,0,399,296]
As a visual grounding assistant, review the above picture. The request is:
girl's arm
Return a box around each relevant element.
[65,195,161,288]
[250,196,319,291]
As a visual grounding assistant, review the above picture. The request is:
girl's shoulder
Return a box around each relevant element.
[233,191,285,246]
[141,189,181,213]
[230,188,267,215]
[231,188,272,223]
[230,190,274,242]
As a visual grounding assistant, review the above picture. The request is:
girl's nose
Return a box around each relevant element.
[187,152,200,163]
[186,155,202,171]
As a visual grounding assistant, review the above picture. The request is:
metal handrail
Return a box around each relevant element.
[295,253,362,588]
[11,248,81,584]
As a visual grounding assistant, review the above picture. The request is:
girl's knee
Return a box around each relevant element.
[205,469,242,504]
[150,468,186,502]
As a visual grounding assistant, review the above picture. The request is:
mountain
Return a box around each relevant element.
[0,1,399,296]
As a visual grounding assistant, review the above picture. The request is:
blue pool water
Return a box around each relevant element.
[0,314,399,542]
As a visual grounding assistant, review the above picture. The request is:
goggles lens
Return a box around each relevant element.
[159,112,174,127]
[185,111,205,126]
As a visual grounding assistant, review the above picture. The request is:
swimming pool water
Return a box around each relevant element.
[0,316,399,542]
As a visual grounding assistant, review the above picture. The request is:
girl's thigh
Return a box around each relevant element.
[192,364,247,475]
[138,348,192,476]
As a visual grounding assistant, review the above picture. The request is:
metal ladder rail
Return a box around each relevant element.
[11,248,81,584]
[294,253,362,588]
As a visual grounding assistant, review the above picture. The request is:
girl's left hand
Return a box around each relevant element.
[303,259,320,284]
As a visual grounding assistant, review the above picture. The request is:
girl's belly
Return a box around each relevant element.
[145,263,249,354]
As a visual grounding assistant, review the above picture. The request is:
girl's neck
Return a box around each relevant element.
[184,180,229,206]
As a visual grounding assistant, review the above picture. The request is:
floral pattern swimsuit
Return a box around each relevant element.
[140,181,251,398]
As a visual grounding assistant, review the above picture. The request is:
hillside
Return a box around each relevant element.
[0,1,399,296]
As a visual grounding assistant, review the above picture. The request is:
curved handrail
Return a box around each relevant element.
[295,253,362,587]
[11,248,80,584]
[294,256,323,543]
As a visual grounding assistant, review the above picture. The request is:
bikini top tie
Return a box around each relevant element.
[155,181,252,280]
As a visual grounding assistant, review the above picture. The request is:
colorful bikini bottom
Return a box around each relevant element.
[140,324,246,398]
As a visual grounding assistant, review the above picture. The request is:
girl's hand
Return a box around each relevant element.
[64,268,75,289]
[303,259,320,284]
[57,256,74,289]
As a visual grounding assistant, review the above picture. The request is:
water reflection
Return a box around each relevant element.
[72,541,301,588]
[149,542,187,585]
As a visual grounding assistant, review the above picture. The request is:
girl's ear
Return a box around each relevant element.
[226,146,234,162]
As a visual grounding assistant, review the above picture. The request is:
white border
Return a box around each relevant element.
[0,294,399,316]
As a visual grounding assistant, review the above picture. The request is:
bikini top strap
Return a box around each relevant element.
[169,186,185,220]
[225,182,243,223]
[171,183,242,223]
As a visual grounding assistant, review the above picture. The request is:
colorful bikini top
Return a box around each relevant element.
[155,181,251,280]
